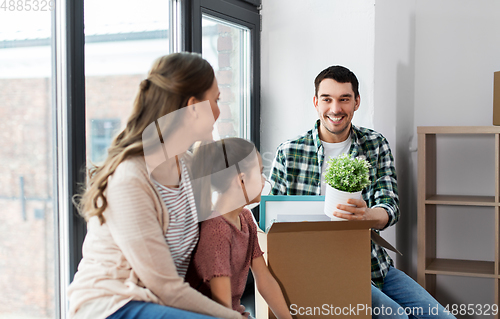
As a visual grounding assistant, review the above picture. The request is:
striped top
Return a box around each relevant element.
[154,159,199,278]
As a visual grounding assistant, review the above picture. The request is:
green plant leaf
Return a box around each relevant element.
[324,154,371,193]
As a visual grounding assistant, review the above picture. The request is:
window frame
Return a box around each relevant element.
[189,0,261,149]
[66,0,87,284]
[53,0,87,317]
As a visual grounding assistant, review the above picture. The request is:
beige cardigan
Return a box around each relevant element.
[67,156,241,319]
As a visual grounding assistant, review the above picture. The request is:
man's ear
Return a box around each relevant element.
[313,95,318,109]
[354,95,361,111]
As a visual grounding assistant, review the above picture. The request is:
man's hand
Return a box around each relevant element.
[334,198,389,230]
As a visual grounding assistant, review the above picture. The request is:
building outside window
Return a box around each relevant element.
[89,119,121,164]
[84,0,170,166]
[0,7,55,319]
[202,15,251,140]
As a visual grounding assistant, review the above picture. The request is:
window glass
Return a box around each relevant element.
[84,0,170,166]
[90,119,121,163]
[0,7,55,319]
[202,14,251,140]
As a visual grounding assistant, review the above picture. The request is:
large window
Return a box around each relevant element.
[0,7,55,319]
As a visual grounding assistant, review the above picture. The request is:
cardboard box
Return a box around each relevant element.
[493,71,500,125]
[256,220,375,319]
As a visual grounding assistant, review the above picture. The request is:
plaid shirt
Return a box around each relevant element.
[270,120,399,289]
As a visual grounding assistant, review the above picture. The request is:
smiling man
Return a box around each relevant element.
[269,66,455,318]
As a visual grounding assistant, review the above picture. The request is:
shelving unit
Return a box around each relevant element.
[417,126,500,315]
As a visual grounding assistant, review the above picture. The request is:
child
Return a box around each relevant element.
[187,138,292,319]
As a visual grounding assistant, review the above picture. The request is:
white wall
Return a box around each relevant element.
[262,0,500,308]
[414,0,500,306]
[414,0,500,128]
[374,0,417,277]
[260,0,376,175]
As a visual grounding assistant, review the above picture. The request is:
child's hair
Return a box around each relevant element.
[191,138,257,219]
[76,52,215,224]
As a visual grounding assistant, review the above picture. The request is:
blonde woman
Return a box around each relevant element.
[68,53,245,319]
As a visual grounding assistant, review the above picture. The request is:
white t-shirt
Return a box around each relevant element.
[320,136,352,195]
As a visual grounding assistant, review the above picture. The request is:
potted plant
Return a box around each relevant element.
[323,154,371,221]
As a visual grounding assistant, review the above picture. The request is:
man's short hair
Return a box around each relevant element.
[314,65,359,99]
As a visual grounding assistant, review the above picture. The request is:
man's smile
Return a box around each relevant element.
[326,114,344,124]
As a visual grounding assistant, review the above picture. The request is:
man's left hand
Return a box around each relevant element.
[334,198,389,230]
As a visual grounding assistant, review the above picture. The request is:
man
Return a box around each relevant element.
[269,65,454,318]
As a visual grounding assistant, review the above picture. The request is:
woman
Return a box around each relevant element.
[68,53,244,319]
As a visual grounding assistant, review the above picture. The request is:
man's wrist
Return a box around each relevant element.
[367,207,389,230]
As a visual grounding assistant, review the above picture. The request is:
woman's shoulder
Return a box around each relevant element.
[106,156,155,197]
[110,156,148,182]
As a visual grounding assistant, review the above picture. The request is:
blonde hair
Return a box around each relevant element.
[77,52,215,224]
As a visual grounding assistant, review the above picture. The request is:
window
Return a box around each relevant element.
[190,0,261,148]
[84,0,171,166]
[202,14,251,140]
[0,7,55,319]
[90,119,121,163]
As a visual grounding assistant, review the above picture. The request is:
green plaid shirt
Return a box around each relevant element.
[270,120,399,289]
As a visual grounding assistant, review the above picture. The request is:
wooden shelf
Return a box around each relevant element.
[418,126,500,316]
[425,195,496,206]
[417,126,500,134]
[426,259,496,278]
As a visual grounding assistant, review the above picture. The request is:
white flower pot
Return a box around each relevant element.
[324,184,362,221]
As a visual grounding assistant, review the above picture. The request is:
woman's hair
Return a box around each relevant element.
[191,138,257,219]
[76,52,215,224]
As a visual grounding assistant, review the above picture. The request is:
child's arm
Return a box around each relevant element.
[251,256,292,319]
[209,276,233,309]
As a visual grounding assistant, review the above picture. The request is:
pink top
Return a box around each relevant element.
[186,208,264,311]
